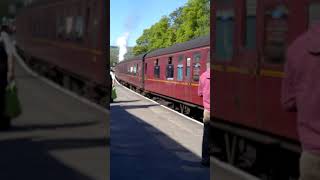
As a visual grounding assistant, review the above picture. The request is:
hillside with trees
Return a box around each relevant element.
[110,46,134,66]
[110,46,119,67]
[133,0,209,55]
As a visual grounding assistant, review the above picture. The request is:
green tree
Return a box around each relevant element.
[124,47,134,59]
[132,0,210,55]
[133,17,173,55]
[133,29,151,55]
[169,7,183,29]
[176,0,210,43]
[110,46,119,66]
[148,16,172,50]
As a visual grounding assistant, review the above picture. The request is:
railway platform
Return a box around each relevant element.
[0,56,109,180]
[111,81,260,180]
[111,83,209,180]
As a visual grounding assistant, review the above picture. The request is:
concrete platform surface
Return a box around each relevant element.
[110,83,209,180]
[0,58,109,180]
[112,81,261,180]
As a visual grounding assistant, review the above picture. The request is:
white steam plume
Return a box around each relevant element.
[116,32,129,62]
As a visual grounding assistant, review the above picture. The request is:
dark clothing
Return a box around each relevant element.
[0,41,10,129]
[0,42,7,85]
[202,110,210,163]
[202,122,210,163]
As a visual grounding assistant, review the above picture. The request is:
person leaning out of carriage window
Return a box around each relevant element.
[0,24,15,130]
[282,24,320,180]
[198,53,210,167]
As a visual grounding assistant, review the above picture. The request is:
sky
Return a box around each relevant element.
[110,0,188,47]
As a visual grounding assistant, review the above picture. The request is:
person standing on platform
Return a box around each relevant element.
[0,24,15,130]
[110,70,115,86]
[282,24,320,180]
[198,53,211,167]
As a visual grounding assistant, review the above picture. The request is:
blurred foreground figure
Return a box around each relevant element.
[198,54,210,167]
[0,24,15,130]
[282,24,320,180]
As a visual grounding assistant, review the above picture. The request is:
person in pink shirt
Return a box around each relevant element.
[198,53,210,166]
[282,24,320,180]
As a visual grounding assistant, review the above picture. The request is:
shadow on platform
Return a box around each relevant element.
[110,104,209,180]
[6,121,100,132]
[0,121,108,180]
[0,137,108,180]
[120,104,159,110]
[111,100,141,104]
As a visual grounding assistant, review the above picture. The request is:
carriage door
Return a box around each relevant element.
[230,0,259,128]
[185,55,193,103]
[257,1,292,136]
[212,0,236,121]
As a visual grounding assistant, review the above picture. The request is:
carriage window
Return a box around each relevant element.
[166,57,174,80]
[91,2,99,48]
[193,53,201,82]
[74,16,84,41]
[309,3,320,28]
[215,3,235,60]
[56,16,64,38]
[133,64,136,75]
[136,64,139,76]
[65,16,73,39]
[85,7,90,36]
[154,59,160,79]
[264,5,288,64]
[168,57,173,64]
[186,57,191,79]
[244,0,257,49]
[177,55,184,81]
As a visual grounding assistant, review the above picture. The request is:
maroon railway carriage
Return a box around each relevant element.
[144,36,210,111]
[210,0,320,178]
[15,0,108,105]
[115,36,210,115]
[115,55,144,91]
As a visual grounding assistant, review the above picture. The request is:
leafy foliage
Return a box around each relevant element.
[110,46,119,67]
[133,0,210,55]
[110,46,134,66]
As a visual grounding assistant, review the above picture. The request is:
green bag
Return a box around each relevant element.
[111,86,117,100]
[5,81,22,118]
